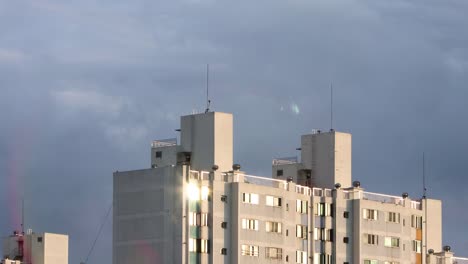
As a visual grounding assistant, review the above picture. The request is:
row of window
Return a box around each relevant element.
[241,245,307,264]
[365,260,400,264]
[363,234,422,252]
[362,209,423,229]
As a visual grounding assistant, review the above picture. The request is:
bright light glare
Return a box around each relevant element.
[188,184,200,200]
[201,186,209,200]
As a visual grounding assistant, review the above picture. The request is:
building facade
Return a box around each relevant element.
[113,111,457,264]
[2,231,68,264]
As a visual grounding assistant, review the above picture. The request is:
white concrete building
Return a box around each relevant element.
[113,111,465,264]
[2,231,68,264]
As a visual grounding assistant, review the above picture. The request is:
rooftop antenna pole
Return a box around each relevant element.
[21,198,24,233]
[330,83,333,130]
[205,64,211,113]
[423,152,427,199]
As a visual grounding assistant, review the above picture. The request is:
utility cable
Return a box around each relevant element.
[83,202,113,263]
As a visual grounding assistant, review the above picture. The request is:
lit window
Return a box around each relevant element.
[411,215,423,229]
[314,228,333,241]
[315,203,332,216]
[201,186,210,201]
[384,237,400,248]
[387,212,400,223]
[189,238,210,253]
[296,225,308,239]
[241,245,259,256]
[265,247,282,259]
[296,251,307,264]
[296,200,308,214]
[313,253,332,264]
[242,193,259,204]
[188,212,209,226]
[266,195,282,207]
[188,184,200,200]
[241,219,259,231]
[363,234,378,245]
[266,221,282,233]
[412,240,422,253]
[363,209,378,220]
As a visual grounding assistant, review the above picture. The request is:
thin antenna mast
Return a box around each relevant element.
[21,198,24,233]
[423,152,427,198]
[205,64,211,113]
[330,83,333,130]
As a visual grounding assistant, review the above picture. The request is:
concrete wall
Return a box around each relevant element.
[113,166,184,264]
[180,112,233,172]
[301,131,352,189]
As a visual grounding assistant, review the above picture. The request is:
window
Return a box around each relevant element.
[201,186,209,201]
[363,209,378,220]
[387,212,400,223]
[296,251,307,264]
[241,245,259,256]
[343,237,349,243]
[241,219,259,231]
[316,203,332,216]
[296,200,308,214]
[412,240,422,253]
[364,260,378,264]
[155,151,162,158]
[266,221,282,233]
[411,215,423,229]
[189,238,210,253]
[314,253,332,264]
[221,222,228,229]
[296,225,308,239]
[384,262,400,264]
[221,248,227,255]
[277,169,284,176]
[189,212,209,226]
[314,228,333,241]
[242,193,259,204]
[37,237,43,243]
[343,211,349,218]
[266,195,282,207]
[266,247,283,259]
[364,234,378,245]
[384,237,400,248]
[221,195,227,202]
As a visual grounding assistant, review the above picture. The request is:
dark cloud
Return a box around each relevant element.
[1,0,468,262]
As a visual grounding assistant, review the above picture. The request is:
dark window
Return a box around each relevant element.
[221,222,228,229]
[221,195,227,202]
[344,262,349,264]
[343,211,349,218]
[286,255,289,262]
[277,170,283,176]
[37,237,43,243]
[221,248,227,255]
[343,237,349,243]
[155,151,162,158]
[286,229,289,236]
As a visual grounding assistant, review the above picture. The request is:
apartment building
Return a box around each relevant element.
[2,231,68,264]
[113,111,463,264]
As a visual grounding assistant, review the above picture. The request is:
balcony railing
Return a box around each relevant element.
[272,156,298,165]
[361,191,404,205]
[190,170,210,181]
[151,138,177,148]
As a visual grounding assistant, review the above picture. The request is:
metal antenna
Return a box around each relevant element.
[423,152,427,198]
[205,64,211,113]
[21,198,24,233]
[330,83,333,130]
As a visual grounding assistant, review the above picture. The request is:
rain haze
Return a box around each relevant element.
[1,0,468,262]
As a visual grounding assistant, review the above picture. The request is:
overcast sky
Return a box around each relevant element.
[1,0,468,262]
